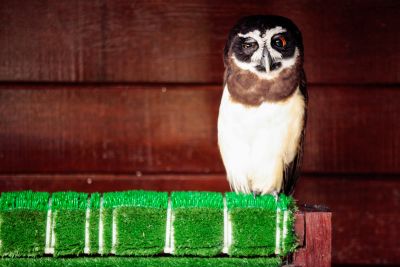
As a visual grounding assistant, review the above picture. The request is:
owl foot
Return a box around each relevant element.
[252,190,261,199]
[271,191,279,202]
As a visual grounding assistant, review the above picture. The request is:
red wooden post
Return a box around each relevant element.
[293,207,332,267]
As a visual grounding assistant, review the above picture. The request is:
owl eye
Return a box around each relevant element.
[272,35,287,49]
[242,42,257,49]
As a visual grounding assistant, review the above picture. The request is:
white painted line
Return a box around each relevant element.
[170,212,175,254]
[111,208,117,254]
[164,197,173,254]
[44,197,52,254]
[275,208,281,255]
[84,197,91,254]
[222,196,230,254]
[98,196,104,255]
[282,210,289,253]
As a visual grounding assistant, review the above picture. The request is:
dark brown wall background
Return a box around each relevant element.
[0,0,399,266]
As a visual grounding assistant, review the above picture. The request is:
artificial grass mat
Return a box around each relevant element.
[172,192,224,256]
[0,190,297,260]
[0,191,49,257]
[226,193,297,256]
[88,193,100,255]
[0,257,282,267]
[102,191,168,256]
[52,192,88,256]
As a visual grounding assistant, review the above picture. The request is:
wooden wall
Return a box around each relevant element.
[0,0,399,265]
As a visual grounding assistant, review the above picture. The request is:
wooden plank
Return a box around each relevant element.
[306,85,400,173]
[0,0,398,83]
[0,84,399,174]
[293,210,332,267]
[0,84,221,173]
[0,0,105,81]
[295,175,400,265]
[0,174,398,265]
[294,212,305,248]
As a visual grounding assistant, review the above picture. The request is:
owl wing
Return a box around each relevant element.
[282,70,308,195]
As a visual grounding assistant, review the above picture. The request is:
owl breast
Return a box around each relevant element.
[217,85,305,194]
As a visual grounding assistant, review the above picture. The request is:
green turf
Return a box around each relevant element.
[171,192,223,209]
[172,192,224,256]
[278,209,298,255]
[51,192,88,257]
[114,207,166,255]
[88,193,100,254]
[276,195,297,255]
[100,207,113,255]
[102,191,168,256]
[0,190,298,259]
[103,191,168,209]
[226,193,297,256]
[0,257,282,267]
[0,191,49,257]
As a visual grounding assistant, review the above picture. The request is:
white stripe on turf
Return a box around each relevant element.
[164,197,173,254]
[111,209,117,254]
[44,197,53,254]
[98,196,104,255]
[170,211,175,254]
[282,210,289,253]
[222,196,232,254]
[275,207,281,255]
[84,196,91,254]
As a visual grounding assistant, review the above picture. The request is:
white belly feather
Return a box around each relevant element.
[218,85,305,194]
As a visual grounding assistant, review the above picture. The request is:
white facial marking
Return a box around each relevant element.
[238,30,264,63]
[264,27,286,61]
[232,48,299,80]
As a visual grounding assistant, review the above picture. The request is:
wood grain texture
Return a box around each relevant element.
[295,175,400,265]
[0,84,221,173]
[0,0,398,83]
[293,210,332,267]
[0,174,398,265]
[0,84,399,174]
[294,212,305,248]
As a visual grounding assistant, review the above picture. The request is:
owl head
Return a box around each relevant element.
[223,15,305,105]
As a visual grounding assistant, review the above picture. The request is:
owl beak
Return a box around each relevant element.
[259,49,269,72]
[260,48,282,72]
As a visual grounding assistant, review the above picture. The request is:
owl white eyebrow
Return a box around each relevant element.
[238,30,262,43]
[243,38,257,43]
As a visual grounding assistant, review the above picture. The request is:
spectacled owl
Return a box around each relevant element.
[218,15,307,197]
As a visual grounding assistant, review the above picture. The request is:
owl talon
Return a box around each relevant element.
[252,191,261,199]
[271,191,279,202]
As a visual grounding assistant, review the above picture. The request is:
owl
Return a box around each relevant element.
[218,15,307,197]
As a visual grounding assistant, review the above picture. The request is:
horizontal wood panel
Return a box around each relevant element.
[0,174,398,265]
[295,175,400,265]
[0,84,399,174]
[0,0,398,84]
